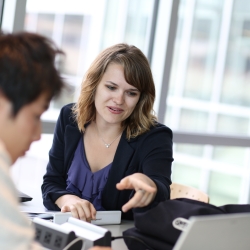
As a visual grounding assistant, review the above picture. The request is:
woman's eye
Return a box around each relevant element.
[107,85,116,90]
[127,91,138,97]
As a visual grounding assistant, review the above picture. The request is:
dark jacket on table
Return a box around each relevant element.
[42,103,173,219]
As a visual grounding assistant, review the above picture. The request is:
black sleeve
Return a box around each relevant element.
[141,125,173,205]
[124,125,173,218]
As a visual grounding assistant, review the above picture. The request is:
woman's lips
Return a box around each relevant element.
[108,106,124,114]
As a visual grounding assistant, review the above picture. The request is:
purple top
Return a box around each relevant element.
[66,138,112,210]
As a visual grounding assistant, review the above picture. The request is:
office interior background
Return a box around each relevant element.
[1,0,250,206]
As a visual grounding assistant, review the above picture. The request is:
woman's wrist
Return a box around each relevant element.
[55,194,77,208]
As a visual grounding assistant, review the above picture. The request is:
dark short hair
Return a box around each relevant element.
[0,31,64,115]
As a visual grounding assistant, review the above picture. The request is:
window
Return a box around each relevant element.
[156,0,250,205]
[4,0,250,206]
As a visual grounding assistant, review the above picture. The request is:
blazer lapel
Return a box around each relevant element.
[64,125,82,170]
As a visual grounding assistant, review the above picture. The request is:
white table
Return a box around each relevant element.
[102,220,133,250]
[20,199,133,250]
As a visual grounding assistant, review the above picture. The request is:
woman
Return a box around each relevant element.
[42,43,173,221]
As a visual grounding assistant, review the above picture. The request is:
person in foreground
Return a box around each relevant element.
[0,31,64,249]
[42,43,174,221]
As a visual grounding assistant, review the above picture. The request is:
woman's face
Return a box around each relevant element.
[94,63,141,126]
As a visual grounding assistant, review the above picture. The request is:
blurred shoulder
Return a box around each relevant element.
[128,122,172,144]
[57,103,76,126]
[60,103,75,113]
[149,122,173,138]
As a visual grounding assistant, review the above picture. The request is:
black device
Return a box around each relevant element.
[17,189,33,202]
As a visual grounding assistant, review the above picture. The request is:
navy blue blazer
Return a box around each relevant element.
[42,103,173,219]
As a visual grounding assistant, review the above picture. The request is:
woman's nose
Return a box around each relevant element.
[113,92,124,105]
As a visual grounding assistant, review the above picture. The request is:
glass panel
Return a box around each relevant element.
[101,0,154,53]
[184,14,221,100]
[212,146,246,166]
[173,143,250,205]
[220,0,250,106]
[25,13,55,39]
[52,83,76,110]
[124,0,153,50]
[24,13,36,31]
[216,114,249,135]
[165,0,224,134]
[100,0,121,49]
[179,108,208,132]
[175,144,204,157]
[169,0,224,101]
[208,171,241,205]
[164,0,250,206]
[171,163,202,189]
[37,13,54,38]
[60,15,84,76]
[166,0,250,138]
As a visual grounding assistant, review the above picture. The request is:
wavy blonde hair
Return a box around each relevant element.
[72,43,157,139]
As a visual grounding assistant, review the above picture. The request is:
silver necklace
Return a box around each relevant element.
[100,133,122,148]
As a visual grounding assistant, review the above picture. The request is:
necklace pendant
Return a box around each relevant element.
[100,132,122,149]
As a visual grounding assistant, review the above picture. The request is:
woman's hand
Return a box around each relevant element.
[116,173,157,212]
[55,194,96,222]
